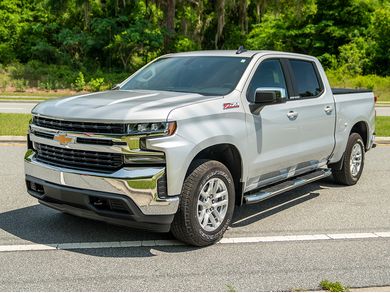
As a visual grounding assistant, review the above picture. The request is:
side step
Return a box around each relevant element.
[244,169,332,205]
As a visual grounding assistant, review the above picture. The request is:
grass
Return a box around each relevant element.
[0,113,31,136]
[320,280,348,292]
[0,114,389,137]
[376,116,390,136]
[0,90,78,100]
[0,91,68,97]
[0,97,53,101]
[225,284,237,292]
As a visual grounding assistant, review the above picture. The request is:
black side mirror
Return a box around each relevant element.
[254,87,287,105]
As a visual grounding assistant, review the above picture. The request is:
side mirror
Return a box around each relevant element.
[254,87,287,105]
[112,84,121,90]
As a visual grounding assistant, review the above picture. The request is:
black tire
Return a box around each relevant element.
[332,133,365,186]
[171,160,235,246]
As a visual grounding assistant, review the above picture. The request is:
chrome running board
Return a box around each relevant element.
[244,169,332,205]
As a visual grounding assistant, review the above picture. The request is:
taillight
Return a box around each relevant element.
[374,96,377,103]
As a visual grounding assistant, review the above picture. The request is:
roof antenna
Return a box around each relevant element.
[236,46,247,54]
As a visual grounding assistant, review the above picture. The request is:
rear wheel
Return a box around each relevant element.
[171,160,235,246]
[332,133,365,185]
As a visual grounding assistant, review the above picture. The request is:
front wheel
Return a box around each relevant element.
[171,160,235,246]
[332,133,365,185]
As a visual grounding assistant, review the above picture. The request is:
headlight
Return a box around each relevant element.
[126,121,176,136]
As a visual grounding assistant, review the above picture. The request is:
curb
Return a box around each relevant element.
[1,136,390,144]
[0,136,27,143]
[349,286,390,292]
[376,137,390,144]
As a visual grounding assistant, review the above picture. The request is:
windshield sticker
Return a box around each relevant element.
[240,59,246,63]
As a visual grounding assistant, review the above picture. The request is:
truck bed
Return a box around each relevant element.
[332,88,372,95]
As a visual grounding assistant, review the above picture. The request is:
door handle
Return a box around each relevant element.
[287,111,298,120]
[324,105,333,114]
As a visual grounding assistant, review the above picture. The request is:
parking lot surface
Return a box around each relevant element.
[0,145,389,291]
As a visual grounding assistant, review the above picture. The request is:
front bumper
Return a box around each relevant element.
[24,151,179,232]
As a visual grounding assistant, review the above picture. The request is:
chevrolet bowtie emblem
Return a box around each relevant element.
[54,133,73,145]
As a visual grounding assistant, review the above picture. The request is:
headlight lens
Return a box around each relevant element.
[126,121,176,136]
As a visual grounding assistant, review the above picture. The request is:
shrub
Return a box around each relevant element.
[13,79,29,92]
[0,74,10,92]
[73,72,86,91]
[88,77,105,92]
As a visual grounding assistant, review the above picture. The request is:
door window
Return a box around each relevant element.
[289,60,323,98]
[246,59,288,102]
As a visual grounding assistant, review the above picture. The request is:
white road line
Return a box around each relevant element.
[0,232,388,252]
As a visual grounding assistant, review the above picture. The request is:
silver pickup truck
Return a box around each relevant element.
[25,50,376,246]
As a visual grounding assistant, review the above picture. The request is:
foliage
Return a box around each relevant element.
[88,77,105,92]
[319,280,348,292]
[326,70,390,101]
[13,79,29,92]
[73,72,86,91]
[0,0,388,91]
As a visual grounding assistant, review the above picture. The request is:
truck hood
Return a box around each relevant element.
[32,90,220,122]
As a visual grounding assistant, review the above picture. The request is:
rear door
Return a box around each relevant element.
[284,58,336,172]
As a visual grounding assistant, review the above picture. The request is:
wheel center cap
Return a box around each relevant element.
[205,200,212,209]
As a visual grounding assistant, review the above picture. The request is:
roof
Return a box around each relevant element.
[163,50,315,59]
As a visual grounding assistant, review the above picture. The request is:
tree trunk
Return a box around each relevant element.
[239,0,248,33]
[164,0,176,51]
[215,0,225,49]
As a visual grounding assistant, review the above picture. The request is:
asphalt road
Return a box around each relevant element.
[376,106,390,116]
[0,102,37,114]
[0,145,389,291]
[0,101,390,116]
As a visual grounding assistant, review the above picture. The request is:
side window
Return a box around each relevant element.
[246,59,288,101]
[289,60,323,98]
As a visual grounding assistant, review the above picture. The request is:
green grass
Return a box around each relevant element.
[0,91,66,97]
[320,280,348,292]
[0,114,389,138]
[0,113,31,136]
[0,97,53,101]
[376,116,390,137]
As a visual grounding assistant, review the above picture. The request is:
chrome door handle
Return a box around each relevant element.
[287,111,298,120]
[324,105,333,114]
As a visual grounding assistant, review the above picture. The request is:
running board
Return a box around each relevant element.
[244,169,332,205]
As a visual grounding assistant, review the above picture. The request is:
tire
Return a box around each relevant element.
[332,133,365,186]
[171,160,235,246]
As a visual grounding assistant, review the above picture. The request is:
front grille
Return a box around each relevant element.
[33,131,55,140]
[35,143,123,172]
[33,116,126,134]
[76,137,114,146]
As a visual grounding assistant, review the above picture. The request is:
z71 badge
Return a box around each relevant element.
[223,102,240,110]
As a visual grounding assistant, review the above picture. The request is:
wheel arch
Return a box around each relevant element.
[350,120,369,150]
[329,120,369,170]
[188,143,244,206]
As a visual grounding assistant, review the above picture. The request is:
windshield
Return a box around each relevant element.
[120,56,250,96]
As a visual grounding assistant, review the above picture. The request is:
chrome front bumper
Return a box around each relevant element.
[24,151,179,216]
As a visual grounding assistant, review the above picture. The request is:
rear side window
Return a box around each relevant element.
[289,60,323,98]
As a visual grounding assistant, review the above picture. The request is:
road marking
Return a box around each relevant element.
[0,231,389,252]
